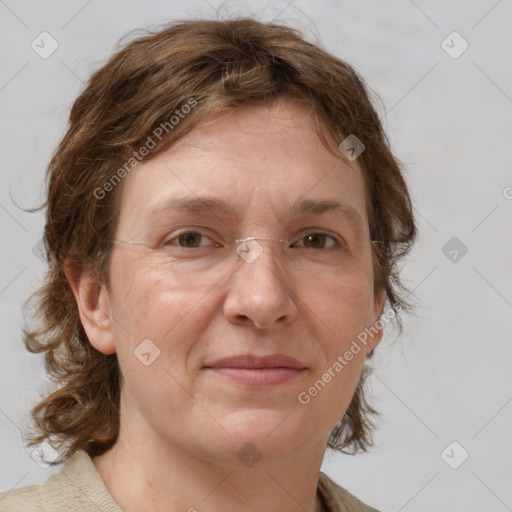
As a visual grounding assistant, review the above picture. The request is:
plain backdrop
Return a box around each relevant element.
[1,1,511,511]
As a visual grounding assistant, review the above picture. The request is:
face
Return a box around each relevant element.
[86,100,385,466]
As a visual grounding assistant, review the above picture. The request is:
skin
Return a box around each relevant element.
[67,99,386,512]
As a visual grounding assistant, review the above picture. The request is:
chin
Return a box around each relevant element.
[208,414,313,462]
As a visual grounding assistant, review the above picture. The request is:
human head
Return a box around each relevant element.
[24,18,416,463]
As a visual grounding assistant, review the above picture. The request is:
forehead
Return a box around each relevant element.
[116,100,369,235]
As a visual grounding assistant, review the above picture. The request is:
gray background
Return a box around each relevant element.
[1,1,511,510]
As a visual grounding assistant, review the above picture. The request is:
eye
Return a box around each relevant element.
[165,231,218,249]
[294,232,339,249]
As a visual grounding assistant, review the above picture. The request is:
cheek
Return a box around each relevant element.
[296,272,371,429]
[108,261,210,430]
[305,264,374,339]
[108,257,204,367]
[110,254,201,331]
[298,265,373,396]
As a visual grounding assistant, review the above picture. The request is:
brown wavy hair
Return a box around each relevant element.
[23,18,416,464]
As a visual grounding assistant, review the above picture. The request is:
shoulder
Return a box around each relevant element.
[0,450,121,512]
[318,471,381,512]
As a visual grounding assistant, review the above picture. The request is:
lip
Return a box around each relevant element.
[203,354,307,388]
[204,354,306,369]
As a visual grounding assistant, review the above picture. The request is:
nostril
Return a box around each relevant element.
[234,316,266,329]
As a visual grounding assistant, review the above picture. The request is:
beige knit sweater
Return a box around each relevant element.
[0,450,379,511]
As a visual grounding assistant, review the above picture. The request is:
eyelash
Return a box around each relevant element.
[161,229,345,250]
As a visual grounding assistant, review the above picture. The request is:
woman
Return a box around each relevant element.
[0,18,416,512]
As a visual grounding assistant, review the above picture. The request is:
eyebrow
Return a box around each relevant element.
[146,196,364,229]
[290,198,364,228]
[147,196,237,219]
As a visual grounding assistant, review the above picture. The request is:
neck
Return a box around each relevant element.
[92,410,328,512]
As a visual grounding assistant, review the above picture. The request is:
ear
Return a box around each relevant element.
[365,288,387,354]
[64,262,116,355]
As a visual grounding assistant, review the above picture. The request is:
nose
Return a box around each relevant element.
[223,240,299,329]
